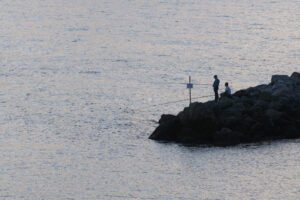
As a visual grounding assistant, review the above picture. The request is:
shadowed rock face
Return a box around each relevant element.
[149,72,300,146]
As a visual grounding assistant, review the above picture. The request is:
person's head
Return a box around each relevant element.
[225,82,229,86]
[214,75,218,79]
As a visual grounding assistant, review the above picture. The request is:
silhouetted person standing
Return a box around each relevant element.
[213,75,220,102]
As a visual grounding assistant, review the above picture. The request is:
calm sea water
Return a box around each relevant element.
[0,0,299,199]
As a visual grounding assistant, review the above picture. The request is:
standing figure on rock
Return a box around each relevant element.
[213,75,220,102]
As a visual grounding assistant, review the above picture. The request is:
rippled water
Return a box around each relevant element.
[0,0,299,199]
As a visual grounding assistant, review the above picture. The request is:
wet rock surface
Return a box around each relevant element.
[149,72,300,146]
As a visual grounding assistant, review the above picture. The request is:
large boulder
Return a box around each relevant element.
[271,75,290,85]
[149,114,181,141]
[291,72,300,85]
[149,72,300,146]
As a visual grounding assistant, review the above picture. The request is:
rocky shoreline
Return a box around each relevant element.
[149,72,300,146]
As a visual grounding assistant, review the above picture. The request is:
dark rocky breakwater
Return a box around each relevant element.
[149,72,300,146]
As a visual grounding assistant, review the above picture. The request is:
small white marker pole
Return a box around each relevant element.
[187,76,193,105]
[189,76,191,104]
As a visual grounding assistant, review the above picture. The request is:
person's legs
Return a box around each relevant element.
[214,88,219,102]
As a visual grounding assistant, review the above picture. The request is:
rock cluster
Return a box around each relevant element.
[149,72,300,146]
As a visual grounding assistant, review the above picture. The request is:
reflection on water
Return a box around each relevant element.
[0,0,299,199]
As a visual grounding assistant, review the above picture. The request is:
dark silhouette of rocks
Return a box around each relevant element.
[149,72,300,146]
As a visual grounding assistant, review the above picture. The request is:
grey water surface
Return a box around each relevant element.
[0,0,299,199]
